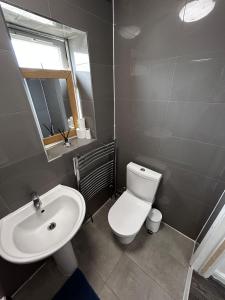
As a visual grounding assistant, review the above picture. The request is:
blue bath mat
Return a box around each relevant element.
[53,268,100,300]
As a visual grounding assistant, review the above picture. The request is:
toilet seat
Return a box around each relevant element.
[108,191,152,237]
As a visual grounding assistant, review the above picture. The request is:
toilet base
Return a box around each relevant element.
[113,233,136,245]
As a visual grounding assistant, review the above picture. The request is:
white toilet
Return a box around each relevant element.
[108,162,162,244]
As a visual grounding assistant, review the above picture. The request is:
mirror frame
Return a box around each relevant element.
[20,68,79,145]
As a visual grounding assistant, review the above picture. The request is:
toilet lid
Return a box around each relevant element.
[108,191,152,237]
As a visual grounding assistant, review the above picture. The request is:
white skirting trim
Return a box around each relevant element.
[183,266,193,300]
[213,270,225,286]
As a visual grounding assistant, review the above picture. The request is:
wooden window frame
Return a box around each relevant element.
[20,68,79,145]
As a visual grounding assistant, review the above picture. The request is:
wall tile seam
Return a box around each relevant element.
[63,0,113,25]
[115,98,225,105]
[38,171,76,189]
[117,142,225,183]
[113,51,225,65]
[158,134,225,150]
[113,60,179,68]
[0,171,76,208]
[159,193,221,211]
[184,196,224,210]
[167,99,225,104]
[0,150,45,172]
[0,110,31,118]
[156,154,225,182]
[48,0,113,26]
[116,124,225,150]
[115,98,172,103]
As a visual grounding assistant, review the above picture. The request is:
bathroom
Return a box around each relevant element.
[0,0,225,299]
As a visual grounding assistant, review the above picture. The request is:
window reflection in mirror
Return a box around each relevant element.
[27,78,71,138]
[0,1,94,160]
[21,69,78,146]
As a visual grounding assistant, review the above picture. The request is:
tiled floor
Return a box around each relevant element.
[13,198,194,300]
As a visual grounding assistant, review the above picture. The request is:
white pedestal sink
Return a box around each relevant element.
[0,185,86,276]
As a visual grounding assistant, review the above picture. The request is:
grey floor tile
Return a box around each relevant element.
[126,225,191,299]
[13,259,67,300]
[144,223,194,268]
[99,285,120,300]
[74,251,105,295]
[107,254,172,300]
[93,197,116,234]
[72,220,123,281]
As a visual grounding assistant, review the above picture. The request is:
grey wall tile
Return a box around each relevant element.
[130,100,167,133]
[0,195,9,219]
[115,58,175,101]
[116,125,162,188]
[115,0,186,63]
[0,112,43,168]
[65,0,112,24]
[91,64,113,99]
[155,164,225,239]
[96,126,114,143]
[95,98,114,132]
[166,101,225,147]
[158,137,225,180]
[0,10,11,51]
[6,0,50,17]
[171,53,225,102]
[49,0,113,65]
[0,51,30,115]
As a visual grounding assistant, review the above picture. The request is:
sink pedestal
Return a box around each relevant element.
[53,241,78,276]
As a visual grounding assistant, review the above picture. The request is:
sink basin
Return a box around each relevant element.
[0,184,86,268]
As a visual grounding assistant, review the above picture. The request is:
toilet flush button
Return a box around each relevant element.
[140,168,145,171]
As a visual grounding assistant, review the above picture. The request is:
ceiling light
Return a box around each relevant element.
[179,0,215,22]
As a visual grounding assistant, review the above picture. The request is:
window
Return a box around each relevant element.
[10,30,68,70]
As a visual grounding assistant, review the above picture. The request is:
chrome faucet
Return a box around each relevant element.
[31,192,42,210]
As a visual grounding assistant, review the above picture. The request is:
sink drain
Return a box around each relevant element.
[48,222,56,231]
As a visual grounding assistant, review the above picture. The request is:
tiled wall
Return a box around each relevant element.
[0,0,113,296]
[115,0,225,239]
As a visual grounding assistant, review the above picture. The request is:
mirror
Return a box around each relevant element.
[0,1,95,161]
[21,68,78,145]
